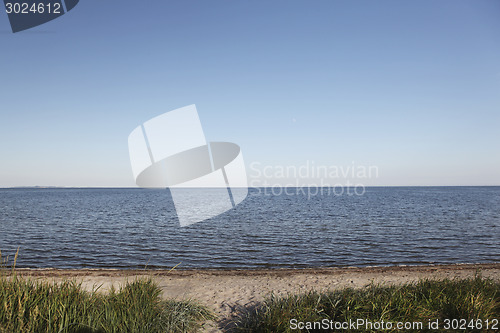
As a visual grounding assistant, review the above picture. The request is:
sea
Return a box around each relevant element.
[0,187,499,269]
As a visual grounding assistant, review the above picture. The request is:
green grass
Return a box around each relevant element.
[0,249,215,332]
[2,250,499,332]
[232,275,500,332]
[0,274,215,333]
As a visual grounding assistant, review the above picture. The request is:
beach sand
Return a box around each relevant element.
[9,263,500,332]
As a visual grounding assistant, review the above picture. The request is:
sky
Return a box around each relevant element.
[0,0,499,187]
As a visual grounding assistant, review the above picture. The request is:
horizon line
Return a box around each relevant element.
[2,185,500,189]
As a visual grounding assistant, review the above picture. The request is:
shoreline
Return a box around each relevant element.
[4,263,499,332]
[5,262,500,277]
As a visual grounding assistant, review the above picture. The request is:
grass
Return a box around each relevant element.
[2,250,499,332]
[232,274,500,332]
[0,276,216,333]
[0,250,215,333]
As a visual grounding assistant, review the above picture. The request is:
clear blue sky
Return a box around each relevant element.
[1,0,499,187]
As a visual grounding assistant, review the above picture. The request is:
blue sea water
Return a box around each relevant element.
[0,187,499,269]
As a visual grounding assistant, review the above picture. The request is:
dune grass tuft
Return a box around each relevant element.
[0,249,215,332]
[0,276,215,333]
[233,274,500,332]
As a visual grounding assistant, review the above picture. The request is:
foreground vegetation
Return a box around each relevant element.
[1,250,498,332]
[233,275,500,332]
[0,276,214,333]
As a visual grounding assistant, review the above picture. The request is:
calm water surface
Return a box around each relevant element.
[0,187,499,269]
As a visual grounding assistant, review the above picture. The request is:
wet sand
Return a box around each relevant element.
[6,263,500,332]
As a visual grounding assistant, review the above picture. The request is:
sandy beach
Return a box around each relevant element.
[7,263,500,332]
